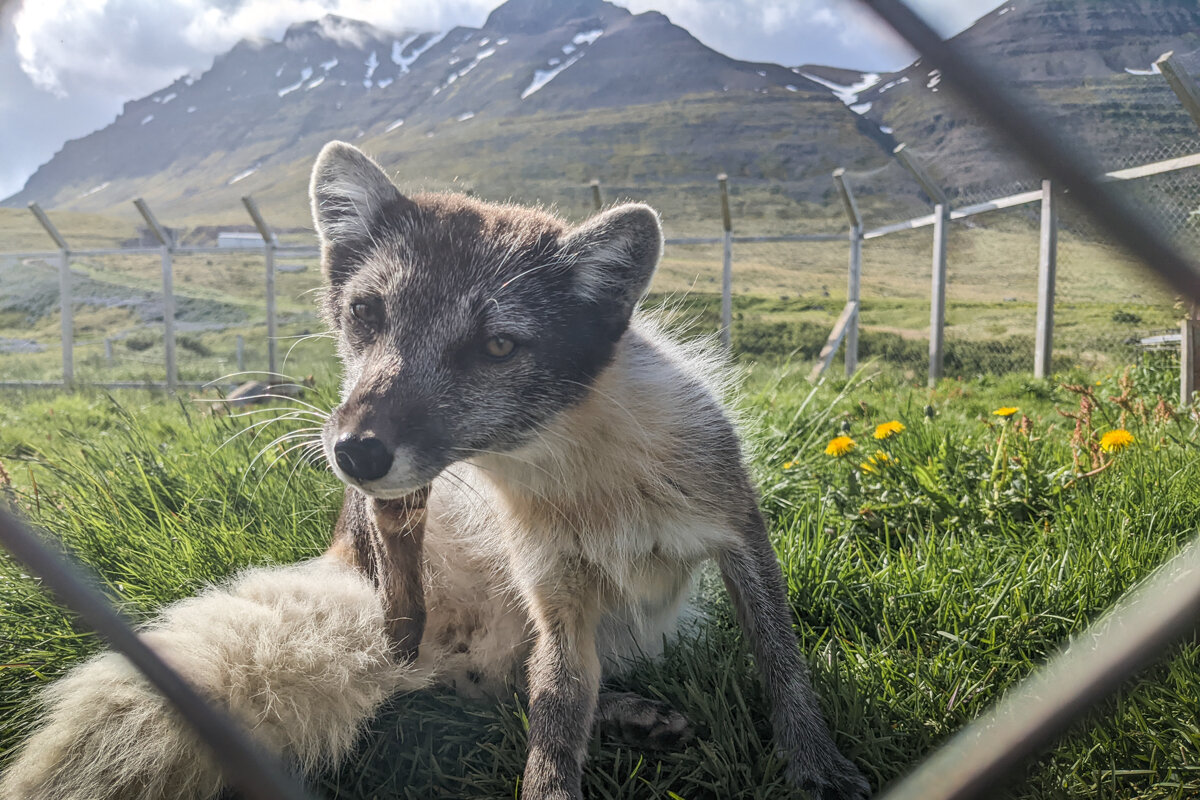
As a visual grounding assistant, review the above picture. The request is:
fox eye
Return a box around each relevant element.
[348,299,380,328]
[483,335,517,361]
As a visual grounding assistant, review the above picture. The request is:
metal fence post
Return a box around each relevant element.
[1156,51,1200,131]
[833,169,863,376]
[1035,179,1057,379]
[717,173,733,350]
[590,179,603,211]
[1183,305,1198,406]
[134,199,176,393]
[894,144,949,385]
[242,196,279,381]
[929,205,948,385]
[29,203,73,386]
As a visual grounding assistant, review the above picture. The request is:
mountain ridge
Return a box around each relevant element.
[6,0,1200,228]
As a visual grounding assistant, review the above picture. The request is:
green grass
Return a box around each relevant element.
[1,361,1199,799]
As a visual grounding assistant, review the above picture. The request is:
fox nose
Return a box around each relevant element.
[334,434,394,482]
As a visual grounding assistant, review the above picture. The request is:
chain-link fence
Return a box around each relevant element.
[4,124,1200,392]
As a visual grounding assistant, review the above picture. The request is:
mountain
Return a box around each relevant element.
[8,0,1200,232]
[810,0,1200,198]
[2,0,881,233]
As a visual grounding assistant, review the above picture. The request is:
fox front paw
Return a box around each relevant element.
[788,751,871,800]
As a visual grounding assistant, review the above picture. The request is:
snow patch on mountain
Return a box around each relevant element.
[799,71,881,105]
[522,53,584,99]
[228,164,259,185]
[279,67,313,97]
[392,31,447,73]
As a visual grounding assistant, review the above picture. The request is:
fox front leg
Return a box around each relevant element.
[717,504,871,800]
[520,585,602,800]
[326,485,429,663]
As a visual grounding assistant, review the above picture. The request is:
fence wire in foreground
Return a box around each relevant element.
[0,507,315,800]
[857,0,1200,798]
[2,1,1200,798]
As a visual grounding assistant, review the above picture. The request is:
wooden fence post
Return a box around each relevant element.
[717,173,733,350]
[29,203,73,387]
[590,180,602,211]
[242,196,279,381]
[1035,179,1057,378]
[894,144,950,386]
[134,198,176,393]
[236,335,246,373]
[833,169,863,376]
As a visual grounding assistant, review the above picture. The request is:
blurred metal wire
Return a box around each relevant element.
[855,1,1200,798]
[858,0,1200,303]
[0,507,316,800]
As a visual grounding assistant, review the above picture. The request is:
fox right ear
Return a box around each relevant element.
[310,142,410,276]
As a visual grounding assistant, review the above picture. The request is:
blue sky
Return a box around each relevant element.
[0,0,1004,200]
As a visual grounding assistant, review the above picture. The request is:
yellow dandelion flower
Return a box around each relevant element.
[874,420,906,440]
[783,461,795,470]
[992,406,1019,418]
[860,450,892,473]
[824,436,856,457]
[1099,429,1135,453]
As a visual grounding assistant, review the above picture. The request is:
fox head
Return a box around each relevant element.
[310,141,663,498]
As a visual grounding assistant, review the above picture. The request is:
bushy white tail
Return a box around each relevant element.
[1,558,429,800]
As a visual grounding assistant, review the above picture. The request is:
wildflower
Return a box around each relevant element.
[783,461,795,470]
[860,451,892,473]
[824,436,856,457]
[873,421,905,440]
[992,406,1019,417]
[1099,429,1135,453]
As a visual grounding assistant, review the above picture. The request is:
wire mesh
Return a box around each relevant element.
[942,201,1041,378]
[1055,142,1200,377]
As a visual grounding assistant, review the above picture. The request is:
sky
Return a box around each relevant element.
[0,0,1004,201]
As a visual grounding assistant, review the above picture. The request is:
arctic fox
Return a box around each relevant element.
[0,141,869,800]
[311,142,868,799]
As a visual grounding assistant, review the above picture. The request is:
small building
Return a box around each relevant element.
[217,232,264,249]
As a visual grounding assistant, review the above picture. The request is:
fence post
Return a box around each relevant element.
[29,203,73,387]
[236,335,245,373]
[833,169,863,376]
[1183,304,1199,406]
[1035,179,1057,379]
[242,196,279,381]
[134,199,176,393]
[894,144,949,386]
[717,173,733,350]
[590,179,603,211]
[1156,51,1200,131]
[104,337,113,365]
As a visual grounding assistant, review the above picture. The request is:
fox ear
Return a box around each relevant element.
[559,203,663,317]
[310,141,409,261]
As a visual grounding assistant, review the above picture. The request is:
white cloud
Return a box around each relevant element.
[12,0,497,100]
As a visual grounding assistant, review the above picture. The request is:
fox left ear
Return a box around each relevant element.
[558,203,663,317]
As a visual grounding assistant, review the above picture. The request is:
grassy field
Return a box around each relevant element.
[0,354,1198,798]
